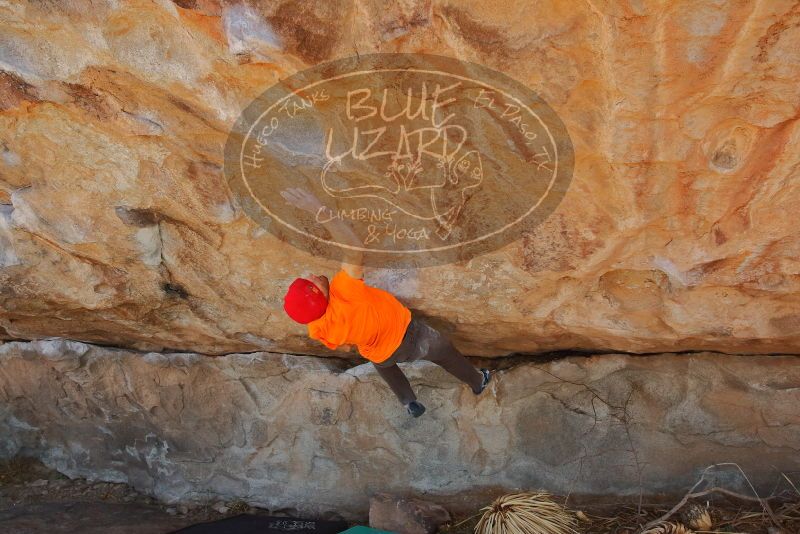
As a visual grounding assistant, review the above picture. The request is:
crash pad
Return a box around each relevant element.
[169,513,348,534]
[338,527,396,534]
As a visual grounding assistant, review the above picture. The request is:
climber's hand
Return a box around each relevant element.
[280,187,324,214]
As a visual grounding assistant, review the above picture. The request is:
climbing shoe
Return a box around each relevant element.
[406,400,426,418]
[474,369,491,395]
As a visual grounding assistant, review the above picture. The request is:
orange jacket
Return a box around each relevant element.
[308,270,411,363]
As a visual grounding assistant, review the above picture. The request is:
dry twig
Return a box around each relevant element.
[637,463,781,533]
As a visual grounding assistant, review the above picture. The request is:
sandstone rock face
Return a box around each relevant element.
[0,1,799,356]
[2,340,799,518]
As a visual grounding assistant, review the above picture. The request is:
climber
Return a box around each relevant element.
[279,187,491,418]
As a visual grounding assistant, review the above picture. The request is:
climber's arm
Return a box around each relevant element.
[322,218,364,279]
[280,188,364,279]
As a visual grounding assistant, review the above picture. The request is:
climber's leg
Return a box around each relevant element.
[372,362,416,405]
[419,322,484,393]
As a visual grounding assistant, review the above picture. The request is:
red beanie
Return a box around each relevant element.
[284,278,328,324]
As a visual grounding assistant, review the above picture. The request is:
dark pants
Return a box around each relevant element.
[373,317,483,405]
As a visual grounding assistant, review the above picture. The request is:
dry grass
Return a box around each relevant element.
[0,456,67,485]
[442,464,800,534]
[640,523,692,534]
[581,498,800,533]
[441,497,800,534]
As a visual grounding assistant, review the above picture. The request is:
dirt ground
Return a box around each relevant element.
[1,457,798,534]
[0,457,332,533]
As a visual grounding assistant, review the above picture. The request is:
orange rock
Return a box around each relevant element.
[0,1,798,356]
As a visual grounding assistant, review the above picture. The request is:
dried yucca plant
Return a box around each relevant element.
[680,503,712,531]
[641,521,694,534]
[474,492,578,534]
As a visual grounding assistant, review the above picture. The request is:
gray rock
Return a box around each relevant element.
[2,340,800,520]
[369,494,450,534]
[212,503,230,514]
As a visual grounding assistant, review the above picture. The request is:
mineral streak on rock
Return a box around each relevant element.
[1,340,799,518]
[0,1,799,355]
